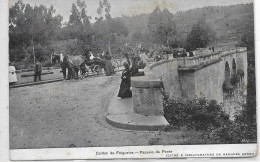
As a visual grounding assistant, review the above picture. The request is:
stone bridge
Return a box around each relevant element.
[106,47,247,130]
[142,47,247,103]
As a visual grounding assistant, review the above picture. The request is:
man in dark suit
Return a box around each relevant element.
[104,52,114,76]
[34,61,42,82]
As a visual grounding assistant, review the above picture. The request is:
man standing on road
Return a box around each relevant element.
[34,60,42,82]
[104,52,114,76]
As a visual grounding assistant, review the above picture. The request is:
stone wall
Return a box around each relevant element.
[145,47,247,103]
[148,60,183,99]
[193,61,223,102]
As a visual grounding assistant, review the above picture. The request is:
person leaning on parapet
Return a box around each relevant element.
[34,60,42,82]
[139,51,148,69]
[118,62,133,98]
[123,52,131,66]
[131,52,141,76]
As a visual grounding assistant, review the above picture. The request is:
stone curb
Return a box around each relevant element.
[106,92,169,131]
[10,69,124,89]
[106,114,168,131]
[9,78,64,88]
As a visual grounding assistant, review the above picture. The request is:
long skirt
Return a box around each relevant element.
[118,78,132,98]
[9,66,17,83]
[104,60,113,76]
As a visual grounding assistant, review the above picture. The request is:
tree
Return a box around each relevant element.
[9,0,62,63]
[92,0,129,56]
[92,18,129,55]
[94,0,112,54]
[185,18,216,51]
[95,0,111,21]
[66,0,93,55]
[68,3,81,26]
[238,31,254,50]
[148,7,176,46]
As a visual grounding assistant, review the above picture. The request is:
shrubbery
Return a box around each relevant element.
[43,61,53,67]
[163,97,230,131]
[230,73,240,86]
[163,95,257,144]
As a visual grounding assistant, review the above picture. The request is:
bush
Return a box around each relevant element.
[12,60,34,70]
[163,96,257,144]
[43,61,53,67]
[209,119,257,144]
[163,97,230,131]
[223,80,234,92]
[230,73,240,86]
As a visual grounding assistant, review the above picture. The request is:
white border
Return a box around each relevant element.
[10,144,257,160]
[1,0,259,161]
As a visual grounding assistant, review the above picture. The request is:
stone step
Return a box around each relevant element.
[106,92,169,131]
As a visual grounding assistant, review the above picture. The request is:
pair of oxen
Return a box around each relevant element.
[51,53,88,80]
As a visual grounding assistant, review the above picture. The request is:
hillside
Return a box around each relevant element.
[118,3,254,45]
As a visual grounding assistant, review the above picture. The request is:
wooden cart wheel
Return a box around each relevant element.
[84,68,89,77]
[93,65,102,76]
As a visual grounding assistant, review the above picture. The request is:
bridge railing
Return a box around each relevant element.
[236,47,247,52]
[177,52,222,69]
[221,49,237,56]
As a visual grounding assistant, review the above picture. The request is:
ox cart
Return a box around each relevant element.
[84,57,105,76]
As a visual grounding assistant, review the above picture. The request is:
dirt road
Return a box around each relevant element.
[10,72,166,149]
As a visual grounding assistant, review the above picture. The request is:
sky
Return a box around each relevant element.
[9,0,253,23]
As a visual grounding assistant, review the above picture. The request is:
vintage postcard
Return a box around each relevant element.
[8,0,257,160]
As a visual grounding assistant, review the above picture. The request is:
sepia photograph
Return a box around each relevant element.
[8,0,257,160]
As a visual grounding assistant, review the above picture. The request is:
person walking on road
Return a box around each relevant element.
[34,60,42,82]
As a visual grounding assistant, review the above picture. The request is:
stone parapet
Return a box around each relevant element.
[131,76,164,116]
[176,47,247,72]
[177,52,221,69]
[131,76,162,88]
[178,58,221,72]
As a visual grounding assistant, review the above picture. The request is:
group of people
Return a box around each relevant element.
[117,51,147,98]
[9,60,42,85]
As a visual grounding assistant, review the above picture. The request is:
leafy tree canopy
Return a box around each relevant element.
[9,0,63,62]
[148,7,177,46]
[185,18,216,51]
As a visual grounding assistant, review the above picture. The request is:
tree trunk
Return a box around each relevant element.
[32,36,35,63]
[108,40,111,55]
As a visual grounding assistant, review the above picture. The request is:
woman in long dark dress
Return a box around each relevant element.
[118,62,133,98]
